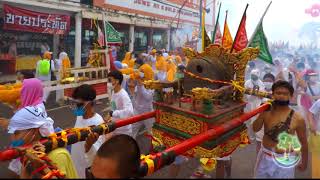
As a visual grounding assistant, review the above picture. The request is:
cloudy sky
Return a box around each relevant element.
[213,0,320,45]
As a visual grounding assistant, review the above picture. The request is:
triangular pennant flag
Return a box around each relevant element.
[248,22,273,64]
[222,17,233,49]
[105,21,122,43]
[234,14,248,51]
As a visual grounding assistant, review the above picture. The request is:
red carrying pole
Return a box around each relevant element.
[0,111,157,161]
[164,103,270,155]
[138,103,271,177]
[115,111,156,128]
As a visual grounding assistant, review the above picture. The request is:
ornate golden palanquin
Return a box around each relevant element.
[146,45,259,158]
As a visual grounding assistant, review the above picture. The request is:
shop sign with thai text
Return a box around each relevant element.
[3,4,70,35]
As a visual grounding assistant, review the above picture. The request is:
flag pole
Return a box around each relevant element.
[202,10,206,51]
[102,12,110,70]
[212,2,222,43]
[222,10,228,45]
[230,3,249,53]
[247,1,272,47]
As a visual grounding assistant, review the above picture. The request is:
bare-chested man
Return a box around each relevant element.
[253,80,308,178]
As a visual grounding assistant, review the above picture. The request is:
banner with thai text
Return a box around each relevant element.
[3,4,70,35]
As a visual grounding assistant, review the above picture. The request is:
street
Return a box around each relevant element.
[0,94,311,179]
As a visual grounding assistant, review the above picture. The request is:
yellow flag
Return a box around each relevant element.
[222,11,233,50]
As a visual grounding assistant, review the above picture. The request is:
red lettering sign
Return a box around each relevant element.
[3,4,70,35]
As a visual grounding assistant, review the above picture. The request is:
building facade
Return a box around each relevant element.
[0,0,215,77]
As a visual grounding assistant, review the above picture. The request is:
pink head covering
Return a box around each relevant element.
[20,78,43,109]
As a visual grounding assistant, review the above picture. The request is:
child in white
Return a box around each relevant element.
[108,70,134,137]
[70,84,105,178]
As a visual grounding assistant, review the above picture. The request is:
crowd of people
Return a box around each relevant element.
[0,45,319,179]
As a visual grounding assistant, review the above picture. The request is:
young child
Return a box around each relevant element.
[106,70,134,137]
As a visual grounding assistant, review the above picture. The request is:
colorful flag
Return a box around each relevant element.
[248,22,273,64]
[233,14,248,51]
[222,12,233,49]
[212,2,222,43]
[213,22,222,44]
[97,24,105,47]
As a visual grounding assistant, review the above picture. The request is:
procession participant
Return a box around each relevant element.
[0,78,46,130]
[155,51,167,82]
[130,59,155,139]
[244,69,265,142]
[245,61,256,80]
[5,79,77,178]
[106,70,134,137]
[35,51,55,103]
[147,49,157,70]
[253,80,308,178]
[86,134,141,179]
[9,121,78,178]
[308,96,320,178]
[69,84,105,178]
[254,73,275,154]
[122,52,135,69]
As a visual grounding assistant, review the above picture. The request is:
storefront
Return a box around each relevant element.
[0,3,73,75]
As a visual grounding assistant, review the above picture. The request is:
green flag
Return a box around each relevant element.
[105,21,122,43]
[248,22,273,64]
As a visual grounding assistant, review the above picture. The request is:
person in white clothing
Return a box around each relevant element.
[244,69,265,142]
[106,70,134,137]
[130,59,155,139]
[69,84,105,178]
[5,78,54,177]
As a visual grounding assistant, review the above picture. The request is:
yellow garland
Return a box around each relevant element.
[140,155,155,176]
[100,123,108,135]
[60,131,68,147]
[199,158,217,172]
[48,133,58,150]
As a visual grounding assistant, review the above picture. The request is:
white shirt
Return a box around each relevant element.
[71,113,105,178]
[111,89,134,136]
[133,84,154,114]
[309,99,320,132]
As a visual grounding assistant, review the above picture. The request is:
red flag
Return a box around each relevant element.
[214,22,222,44]
[97,24,105,47]
[233,15,248,51]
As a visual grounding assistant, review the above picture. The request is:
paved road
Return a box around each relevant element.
[0,94,311,178]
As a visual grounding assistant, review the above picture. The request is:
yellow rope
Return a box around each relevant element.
[48,133,58,150]
[140,155,155,175]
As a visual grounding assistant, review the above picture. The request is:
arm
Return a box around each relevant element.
[295,115,308,171]
[252,113,264,133]
[137,82,154,100]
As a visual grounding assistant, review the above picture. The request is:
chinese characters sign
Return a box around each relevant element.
[3,4,70,35]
